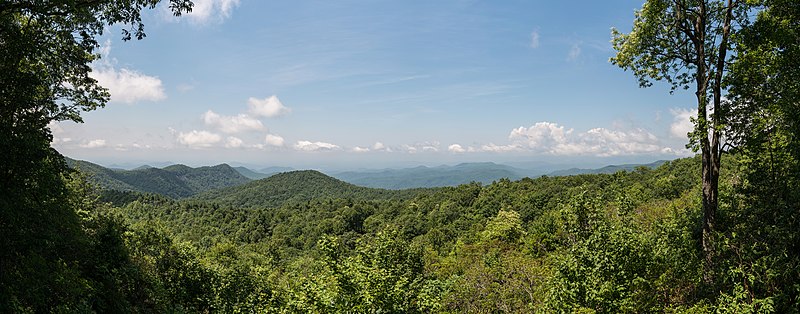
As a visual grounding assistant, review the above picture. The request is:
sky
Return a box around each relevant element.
[51,0,699,170]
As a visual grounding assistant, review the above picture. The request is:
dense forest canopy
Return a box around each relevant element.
[1,0,799,313]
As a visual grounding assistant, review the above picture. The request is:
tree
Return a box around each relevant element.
[723,1,800,310]
[0,1,192,310]
[728,0,800,205]
[610,0,748,283]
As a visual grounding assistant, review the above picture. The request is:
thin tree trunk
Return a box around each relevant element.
[701,142,718,284]
[703,0,734,285]
[692,1,718,285]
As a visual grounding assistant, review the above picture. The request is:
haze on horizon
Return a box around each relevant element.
[51,0,698,169]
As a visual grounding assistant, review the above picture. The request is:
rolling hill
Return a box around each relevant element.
[65,158,251,198]
[191,170,431,208]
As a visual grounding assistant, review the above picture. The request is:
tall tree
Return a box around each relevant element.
[724,2,800,309]
[0,1,191,310]
[610,0,747,283]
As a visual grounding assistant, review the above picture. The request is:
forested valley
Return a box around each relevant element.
[5,153,799,312]
[2,0,799,313]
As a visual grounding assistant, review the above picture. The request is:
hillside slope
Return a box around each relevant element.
[66,158,250,198]
[192,170,431,208]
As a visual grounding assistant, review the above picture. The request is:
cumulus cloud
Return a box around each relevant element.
[183,0,240,24]
[372,142,391,152]
[225,136,243,148]
[265,134,285,147]
[294,140,339,151]
[92,68,166,104]
[91,41,166,104]
[506,122,674,156]
[352,146,370,153]
[574,127,664,156]
[202,110,264,133]
[248,95,291,118]
[448,144,466,153]
[81,139,107,148]
[530,29,541,48]
[510,122,572,150]
[670,108,695,139]
[176,130,221,147]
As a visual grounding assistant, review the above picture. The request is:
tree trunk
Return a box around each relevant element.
[701,143,719,284]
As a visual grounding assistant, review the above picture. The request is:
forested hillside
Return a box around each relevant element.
[32,155,793,312]
[191,170,434,208]
[66,158,251,198]
[3,0,799,313]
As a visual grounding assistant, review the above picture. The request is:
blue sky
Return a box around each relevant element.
[51,0,698,169]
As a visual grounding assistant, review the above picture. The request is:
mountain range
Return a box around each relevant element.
[68,157,671,197]
[330,162,527,189]
[65,158,251,198]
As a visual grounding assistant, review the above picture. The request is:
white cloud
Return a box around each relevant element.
[265,134,285,147]
[670,108,695,139]
[92,68,166,104]
[294,140,339,151]
[352,146,370,153]
[448,144,466,153]
[567,43,581,61]
[510,122,572,150]
[176,130,221,148]
[372,142,391,152]
[403,141,440,154]
[248,95,291,118]
[81,139,107,148]
[202,110,264,133]
[48,122,73,145]
[507,122,676,156]
[572,127,663,156]
[530,29,541,48]
[184,0,240,24]
[53,137,73,145]
[91,41,166,104]
[225,136,243,148]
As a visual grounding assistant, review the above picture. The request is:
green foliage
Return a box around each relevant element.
[67,158,251,198]
[192,170,432,208]
[482,209,526,243]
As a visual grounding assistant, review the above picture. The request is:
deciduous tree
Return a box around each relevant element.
[611,0,748,283]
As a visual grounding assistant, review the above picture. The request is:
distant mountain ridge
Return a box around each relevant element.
[65,157,251,198]
[67,157,672,196]
[331,162,525,189]
[233,166,272,180]
[330,161,670,189]
[545,160,669,176]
